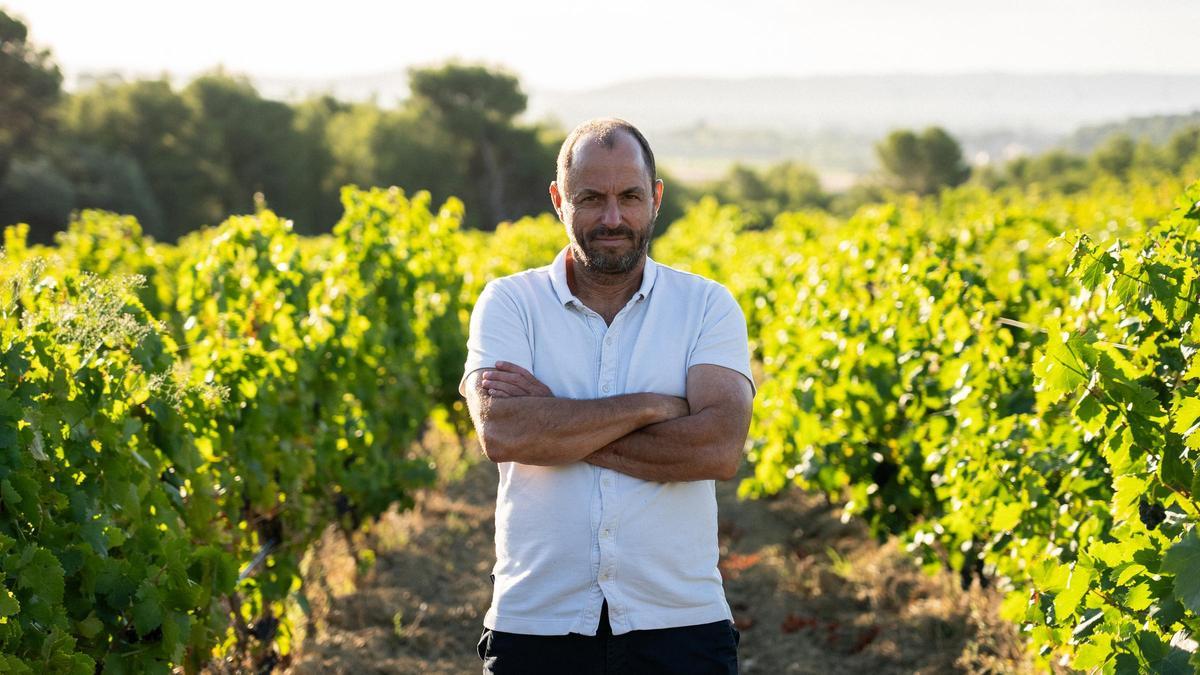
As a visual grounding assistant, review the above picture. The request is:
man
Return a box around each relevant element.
[460,118,755,674]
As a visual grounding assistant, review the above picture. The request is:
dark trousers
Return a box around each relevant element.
[476,602,740,674]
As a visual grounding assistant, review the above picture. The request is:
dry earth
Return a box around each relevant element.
[286,439,1037,675]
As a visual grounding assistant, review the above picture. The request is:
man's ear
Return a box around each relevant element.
[549,181,564,220]
[653,178,664,217]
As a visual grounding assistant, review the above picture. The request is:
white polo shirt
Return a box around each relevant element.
[460,246,754,637]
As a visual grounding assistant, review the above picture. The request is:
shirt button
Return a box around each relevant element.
[599,572,610,581]
[602,384,610,393]
[605,336,613,345]
[601,528,611,538]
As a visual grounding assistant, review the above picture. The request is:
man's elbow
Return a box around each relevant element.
[712,444,743,481]
[714,457,740,482]
[478,425,513,463]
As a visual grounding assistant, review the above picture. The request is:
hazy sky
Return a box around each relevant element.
[7,0,1199,91]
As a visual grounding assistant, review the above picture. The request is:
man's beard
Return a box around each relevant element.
[570,220,654,275]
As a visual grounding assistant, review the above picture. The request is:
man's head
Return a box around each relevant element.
[550,118,664,275]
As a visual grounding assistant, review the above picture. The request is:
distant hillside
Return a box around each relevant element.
[646,125,1065,182]
[528,73,1200,136]
[223,71,1200,139]
[1063,110,1200,153]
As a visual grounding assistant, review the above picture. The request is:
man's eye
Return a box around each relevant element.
[621,194,641,202]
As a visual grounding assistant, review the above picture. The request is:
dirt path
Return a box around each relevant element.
[288,446,1034,674]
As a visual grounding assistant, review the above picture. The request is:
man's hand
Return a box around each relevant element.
[479,362,553,398]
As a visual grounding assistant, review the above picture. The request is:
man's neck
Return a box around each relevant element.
[566,249,645,324]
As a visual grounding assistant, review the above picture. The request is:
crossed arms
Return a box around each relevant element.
[463,362,753,482]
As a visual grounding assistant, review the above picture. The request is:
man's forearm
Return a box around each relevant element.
[584,406,748,482]
[476,393,685,466]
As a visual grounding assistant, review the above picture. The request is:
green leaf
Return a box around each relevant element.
[1183,354,1200,381]
[1114,561,1147,587]
[1114,650,1142,675]
[76,614,103,639]
[67,654,94,675]
[1073,632,1113,670]
[1034,340,1089,403]
[132,583,163,636]
[1079,256,1108,291]
[1074,392,1106,435]
[0,654,34,675]
[991,501,1024,533]
[17,548,64,605]
[1112,474,1149,524]
[1124,583,1153,611]
[1162,528,1200,613]
[1159,436,1193,492]
[1055,560,1096,622]
[0,588,19,617]
[1,479,21,506]
[1134,630,1194,675]
[1172,396,1200,448]
[1174,397,1200,432]
[1114,270,1142,308]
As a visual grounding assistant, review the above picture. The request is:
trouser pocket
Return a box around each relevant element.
[476,627,492,661]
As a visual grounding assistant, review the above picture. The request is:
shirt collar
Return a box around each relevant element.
[549,245,659,308]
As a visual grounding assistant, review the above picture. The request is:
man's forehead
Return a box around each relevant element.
[566,131,650,183]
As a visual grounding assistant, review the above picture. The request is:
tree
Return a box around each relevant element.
[703,161,828,227]
[55,144,164,229]
[0,157,74,240]
[407,63,550,229]
[287,95,345,233]
[184,72,308,222]
[1165,126,1200,173]
[760,162,827,211]
[1091,133,1136,179]
[1000,150,1092,193]
[61,79,227,238]
[876,127,970,195]
[0,8,62,182]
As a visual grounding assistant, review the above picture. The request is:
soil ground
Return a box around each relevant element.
[287,438,1037,675]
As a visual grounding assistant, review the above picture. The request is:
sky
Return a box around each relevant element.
[6,0,1200,92]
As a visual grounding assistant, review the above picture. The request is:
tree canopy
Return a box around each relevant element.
[0,8,62,181]
[876,127,970,196]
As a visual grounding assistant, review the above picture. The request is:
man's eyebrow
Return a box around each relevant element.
[570,186,647,199]
[572,188,603,198]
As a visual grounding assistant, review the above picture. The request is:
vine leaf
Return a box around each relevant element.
[1171,396,1200,448]
[0,588,19,617]
[1162,529,1200,614]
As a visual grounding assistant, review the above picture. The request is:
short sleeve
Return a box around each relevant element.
[459,281,534,396]
[687,284,756,396]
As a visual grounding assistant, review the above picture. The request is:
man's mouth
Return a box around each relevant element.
[591,231,633,241]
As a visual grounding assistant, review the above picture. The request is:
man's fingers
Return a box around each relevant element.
[483,380,531,397]
[495,361,552,396]
[495,361,536,381]
[481,371,545,397]
[481,370,530,387]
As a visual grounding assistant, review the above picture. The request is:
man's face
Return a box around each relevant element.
[552,132,663,275]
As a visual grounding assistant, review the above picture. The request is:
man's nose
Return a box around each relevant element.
[600,196,621,227]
